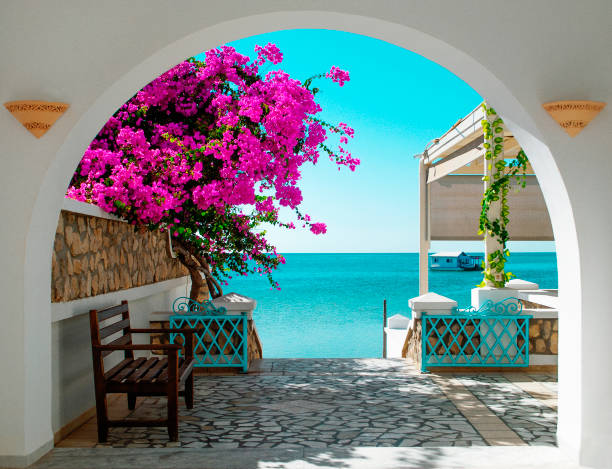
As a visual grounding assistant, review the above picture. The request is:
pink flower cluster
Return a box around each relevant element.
[68,44,358,286]
[326,66,350,87]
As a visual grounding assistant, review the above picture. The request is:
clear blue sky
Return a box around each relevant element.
[217,29,554,253]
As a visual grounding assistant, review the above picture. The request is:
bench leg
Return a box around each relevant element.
[167,392,179,441]
[94,390,109,443]
[185,373,194,409]
[127,393,137,410]
[167,349,179,441]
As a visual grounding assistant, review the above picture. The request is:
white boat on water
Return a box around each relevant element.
[429,251,484,271]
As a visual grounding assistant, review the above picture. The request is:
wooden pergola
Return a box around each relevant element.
[417,104,554,294]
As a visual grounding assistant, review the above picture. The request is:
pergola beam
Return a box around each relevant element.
[427,134,530,183]
[427,143,482,183]
[423,104,484,164]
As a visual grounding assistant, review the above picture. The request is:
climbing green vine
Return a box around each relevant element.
[478,103,529,288]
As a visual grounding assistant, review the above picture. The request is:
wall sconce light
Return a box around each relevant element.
[4,100,69,138]
[542,100,606,137]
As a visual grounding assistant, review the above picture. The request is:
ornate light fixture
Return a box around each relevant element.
[542,100,606,137]
[4,100,69,138]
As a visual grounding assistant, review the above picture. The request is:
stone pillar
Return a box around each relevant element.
[404,292,458,368]
[212,292,257,319]
[409,291,458,319]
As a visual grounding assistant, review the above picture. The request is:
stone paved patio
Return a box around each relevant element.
[58,359,557,449]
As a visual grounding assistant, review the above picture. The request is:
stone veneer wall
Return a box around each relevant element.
[402,322,422,369]
[529,318,558,354]
[519,299,558,355]
[52,210,189,302]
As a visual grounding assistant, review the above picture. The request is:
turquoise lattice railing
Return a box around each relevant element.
[421,297,531,372]
[169,297,248,372]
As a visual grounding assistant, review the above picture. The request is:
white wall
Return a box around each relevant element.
[0,1,611,467]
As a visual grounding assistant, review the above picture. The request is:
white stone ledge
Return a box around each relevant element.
[62,197,123,222]
[523,308,558,319]
[530,354,558,365]
[409,292,457,319]
[51,276,189,322]
[151,292,256,320]
[517,290,560,309]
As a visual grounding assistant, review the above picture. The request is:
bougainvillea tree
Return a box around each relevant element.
[68,44,358,300]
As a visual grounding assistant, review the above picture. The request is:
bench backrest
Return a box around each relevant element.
[89,300,134,376]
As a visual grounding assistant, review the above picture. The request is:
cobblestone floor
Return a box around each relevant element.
[59,359,557,449]
[455,375,557,446]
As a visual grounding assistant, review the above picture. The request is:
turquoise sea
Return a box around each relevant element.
[224,252,558,358]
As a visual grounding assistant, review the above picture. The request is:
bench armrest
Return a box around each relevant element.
[125,328,195,359]
[128,328,196,334]
[93,344,181,351]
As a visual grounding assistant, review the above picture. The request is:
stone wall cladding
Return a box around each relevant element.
[518,300,558,354]
[529,318,558,354]
[52,210,189,302]
[402,322,422,368]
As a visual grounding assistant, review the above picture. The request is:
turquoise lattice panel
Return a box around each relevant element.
[421,298,532,372]
[169,298,248,372]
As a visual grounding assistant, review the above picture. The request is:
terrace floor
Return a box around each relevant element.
[56,358,557,450]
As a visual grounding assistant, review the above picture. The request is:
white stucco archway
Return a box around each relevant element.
[33,6,579,455]
[3,3,610,468]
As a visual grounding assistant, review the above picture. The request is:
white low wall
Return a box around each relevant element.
[51,277,188,434]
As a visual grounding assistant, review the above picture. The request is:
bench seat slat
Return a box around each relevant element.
[144,358,168,383]
[109,357,146,383]
[126,358,159,383]
[158,358,194,383]
[103,358,133,381]
[179,359,195,383]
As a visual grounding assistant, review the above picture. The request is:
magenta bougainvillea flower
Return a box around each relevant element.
[68,44,358,298]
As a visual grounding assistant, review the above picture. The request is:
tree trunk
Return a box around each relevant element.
[171,238,224,301]
[187,266,207,303]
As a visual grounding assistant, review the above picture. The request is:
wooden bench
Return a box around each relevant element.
[89,300,195,442]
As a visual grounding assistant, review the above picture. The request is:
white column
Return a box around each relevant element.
[0,244,53,468]
[0,134,56,467]
[419,159,430,294]
[483,106,505,286]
